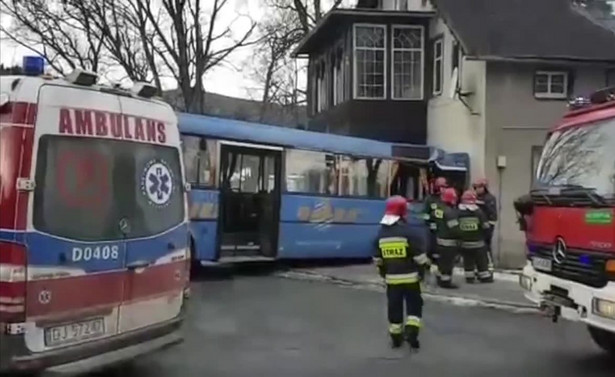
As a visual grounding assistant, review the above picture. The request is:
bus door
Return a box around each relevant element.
[218,143,281,261]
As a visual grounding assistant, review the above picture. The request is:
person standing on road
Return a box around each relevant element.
[473,179,497,272]
[434,188,461,289]
[373,196,431,351]
[422,177,448,266]
[458,190,494,284]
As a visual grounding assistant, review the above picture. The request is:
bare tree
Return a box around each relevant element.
[134,0,258,113]
[251,0,348,122]
[1,0,258,113]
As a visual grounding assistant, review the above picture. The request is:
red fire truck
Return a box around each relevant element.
[517,86,615,354]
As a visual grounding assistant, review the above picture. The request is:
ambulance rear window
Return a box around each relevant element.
[33,135,184,241]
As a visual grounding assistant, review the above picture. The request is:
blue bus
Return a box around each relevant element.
[178,113,468,264]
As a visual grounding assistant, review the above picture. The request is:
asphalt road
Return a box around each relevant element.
[98,274,614,377]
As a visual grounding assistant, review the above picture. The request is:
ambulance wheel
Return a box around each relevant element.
[588,326,615,355]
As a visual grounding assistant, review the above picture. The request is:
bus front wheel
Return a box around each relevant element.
[588,325,615,355]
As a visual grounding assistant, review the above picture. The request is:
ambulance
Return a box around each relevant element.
[0,57,189,374]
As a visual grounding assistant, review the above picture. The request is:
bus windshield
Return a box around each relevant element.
[33,135,185,241]
[536,116,615,198]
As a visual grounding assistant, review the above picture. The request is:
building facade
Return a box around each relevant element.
[295,0,615,267]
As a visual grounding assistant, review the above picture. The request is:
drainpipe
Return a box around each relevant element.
[495,155,507,267]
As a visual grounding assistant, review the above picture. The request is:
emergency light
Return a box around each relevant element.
[22,56,45,76]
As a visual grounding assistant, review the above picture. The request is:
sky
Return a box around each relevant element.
[0,0,272,100]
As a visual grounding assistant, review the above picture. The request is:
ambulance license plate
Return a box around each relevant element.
[532,256,552,272]
[45,318,105,347]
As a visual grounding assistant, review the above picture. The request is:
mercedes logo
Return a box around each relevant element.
[552,237,567,264]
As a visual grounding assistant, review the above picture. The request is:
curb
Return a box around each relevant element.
[276,270,539,314]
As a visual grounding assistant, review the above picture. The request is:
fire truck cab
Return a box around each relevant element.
[517,86,615,354]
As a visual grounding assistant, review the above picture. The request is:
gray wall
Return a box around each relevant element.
[484,62,612,268]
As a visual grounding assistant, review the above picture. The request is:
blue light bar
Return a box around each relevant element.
[22,56,45,76]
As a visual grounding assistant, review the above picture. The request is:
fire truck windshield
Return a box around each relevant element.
[535,116,615,199]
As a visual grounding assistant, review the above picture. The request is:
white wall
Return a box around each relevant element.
[426,17,487,181]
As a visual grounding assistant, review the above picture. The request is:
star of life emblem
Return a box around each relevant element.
[141,160,174,207]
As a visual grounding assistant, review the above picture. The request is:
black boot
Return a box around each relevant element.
[437,278,459,289]
[390,333,403,348]
[479,276,494,283]
[405,326,420,351]
[465,277,476,284]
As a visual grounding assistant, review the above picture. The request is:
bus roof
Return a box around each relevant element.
[179,113,404,160]
[177,113,470,171]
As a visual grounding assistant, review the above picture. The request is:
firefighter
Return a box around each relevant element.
[434,187,460,289]
[422,177,448,263]
[374,196,430,351]
[458,190,494,283]
[473,178,498,272]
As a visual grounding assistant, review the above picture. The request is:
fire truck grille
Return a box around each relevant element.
[533,247,610,288]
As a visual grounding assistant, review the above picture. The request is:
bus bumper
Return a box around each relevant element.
[520,262,615,332]
[0,316,183,375]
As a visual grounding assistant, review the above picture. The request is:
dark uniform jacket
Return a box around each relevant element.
[476,192,497,226]
[457,204,491,249]
[433,204,460,247]
[422,194,441,231]
[373,221,430,285]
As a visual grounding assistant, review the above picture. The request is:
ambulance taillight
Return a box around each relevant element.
[0,242,26,322]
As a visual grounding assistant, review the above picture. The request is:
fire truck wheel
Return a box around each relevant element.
[588,326,615,355]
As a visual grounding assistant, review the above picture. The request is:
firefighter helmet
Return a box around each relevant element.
[461,190,477,204]
[441,188,458,205]
[381,195,407,225]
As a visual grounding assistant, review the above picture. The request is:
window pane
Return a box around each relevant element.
[34,136,184,241]
[551,74,565,86]
[181,135,200,184]
[198,139,217,186]
[355,26,385,48]
[285,150,338,195]
[339,156,369,196]
[362,158,390,198]
[434,60,442,93]
[393,27,422,49]
[393,50,422,98]
[435,40,442,58]
[534,74,549,93]
[356,49,385,98]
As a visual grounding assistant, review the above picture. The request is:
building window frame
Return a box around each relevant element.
[534,71,569,100]
[391,24,424,101]
[530,145,544,188]
[333,46,345,106]
[316,59,327,112]
[432,37,444,96]
[353,23,387,100]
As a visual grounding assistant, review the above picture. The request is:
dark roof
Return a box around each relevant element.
[434,0,615,62]
[293,8,434,56]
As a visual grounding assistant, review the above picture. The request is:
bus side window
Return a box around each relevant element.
[181,135,200,184]
[180,135,217,187]
[285,149,338,195]
[198,138,217,187]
